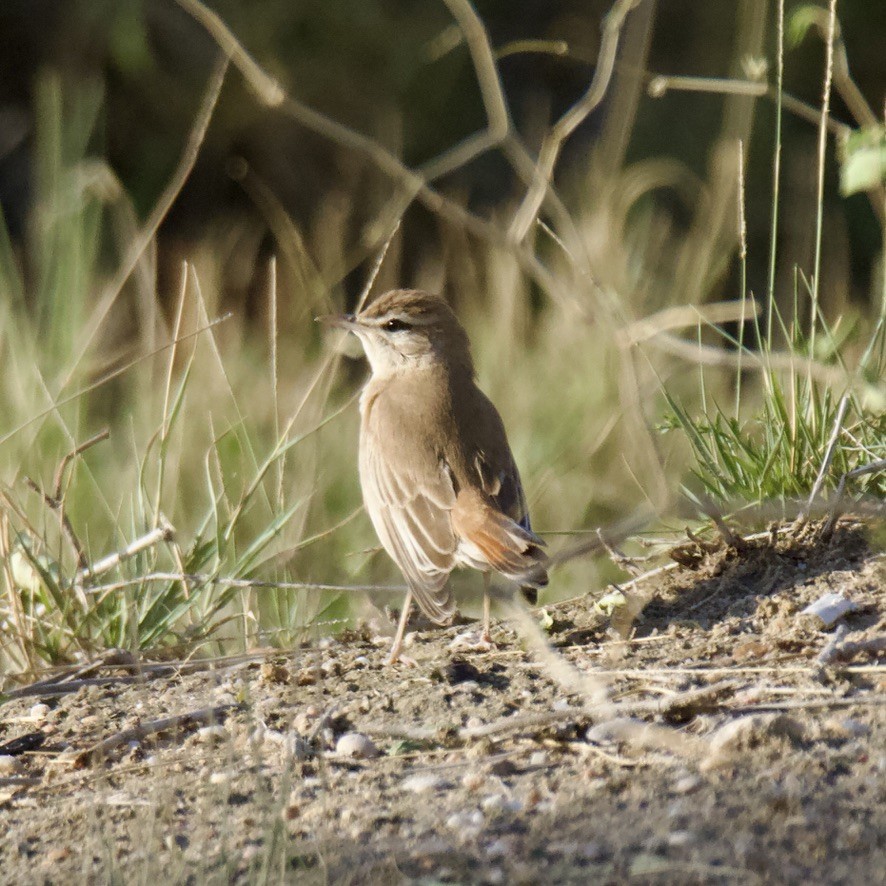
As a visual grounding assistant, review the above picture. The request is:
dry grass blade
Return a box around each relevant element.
[67,55,229,382]
[797,393,850,525]
[0,313,232,448]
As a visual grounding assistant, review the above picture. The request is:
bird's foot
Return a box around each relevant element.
[384,648,418,667]
[448,629,496,653]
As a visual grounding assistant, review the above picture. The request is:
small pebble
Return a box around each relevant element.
[213,691,238,707]
[0,755,23,775]
[281,802,300,822]
[321,660,341,677]
[209,771,232,785]
[578,843,607,862]
[335,732,379,759]
[481,794,522,815]
[668,830,696,848]
[29,703,50,722]
[43,847,72,865]
[486,758,518,777]
[667,799,690,820]
[284,734,314,760]
[481,794,507,814]
[672,774,702,795]
[529,751,548,767]
[835,717,869,738]
[445,809,485,834]
[295,667,319,687]
[401,773,448,794]
[292,706,320,733]
[485,838,512,859]
[586,717,645,744]
[462,771,485,792]
[707,714,803,758]
[260,661,290,684]
[195,725,229,745]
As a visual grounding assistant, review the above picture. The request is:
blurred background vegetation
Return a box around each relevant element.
[1,0,884,674]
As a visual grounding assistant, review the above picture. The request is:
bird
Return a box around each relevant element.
[320,289,548,663]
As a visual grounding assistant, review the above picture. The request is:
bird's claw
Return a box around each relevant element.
[448,630,496,653]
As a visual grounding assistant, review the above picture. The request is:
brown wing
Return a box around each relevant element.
[450,388,549,592]
[473,450,532,533]
[359,424,458,625]
[451,487,548,584]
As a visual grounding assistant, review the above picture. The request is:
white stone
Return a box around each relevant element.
[0,755,23,775]
[401,773,448,794]
[195,725,229,744]
[29,703,50,722]
[334,732,379,759]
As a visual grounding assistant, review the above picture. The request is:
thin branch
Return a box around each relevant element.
[621,299,761,346]
[76,516,175,582]
[20,430,110,573]
[732,695,886,714]
[648,76,850,138]
[74,704,240,767]
[640,329,883,399]
[52,430,111,501]
[3,675,146,700]
[172,0,573,307]
[509,0,642,241]
[441,0,509,140]
[79,572,408,597]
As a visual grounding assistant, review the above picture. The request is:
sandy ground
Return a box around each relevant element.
[1,520,884,884]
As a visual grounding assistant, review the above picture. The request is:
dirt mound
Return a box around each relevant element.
[1,521,884,884]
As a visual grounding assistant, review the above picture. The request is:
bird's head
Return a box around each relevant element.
[318,289,473,377]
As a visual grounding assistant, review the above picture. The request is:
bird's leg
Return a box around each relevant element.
[481,572,492,645]
[385,590,413,665]
[449,574,495,652]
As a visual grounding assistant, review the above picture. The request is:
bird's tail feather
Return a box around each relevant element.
[453,494,549,590]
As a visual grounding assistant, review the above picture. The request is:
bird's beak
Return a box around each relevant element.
[315,312,358,331]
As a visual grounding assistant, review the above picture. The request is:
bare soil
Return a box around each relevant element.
[1,521,884,885]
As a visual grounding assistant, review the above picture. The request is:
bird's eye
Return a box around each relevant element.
[383,318,410,332]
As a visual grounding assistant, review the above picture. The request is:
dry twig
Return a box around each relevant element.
[24,430,110,573]
[74,704,240,767]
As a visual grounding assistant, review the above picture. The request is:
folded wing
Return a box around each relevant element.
[360,441,459,624]
[451,487,549,589]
